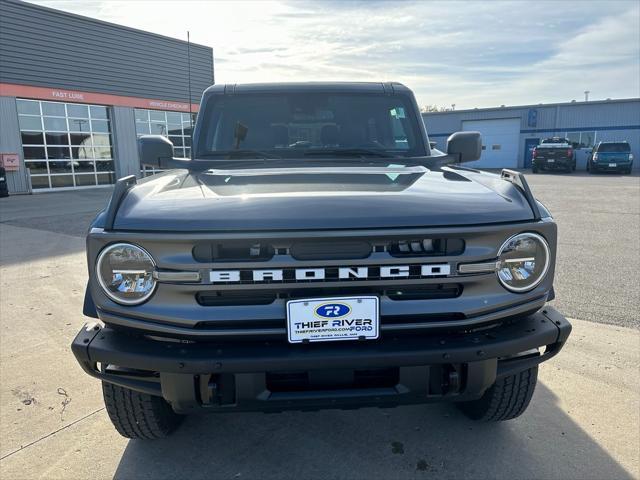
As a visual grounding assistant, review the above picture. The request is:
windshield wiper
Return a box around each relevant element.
[198,150,281,159]
[303,148,396,158]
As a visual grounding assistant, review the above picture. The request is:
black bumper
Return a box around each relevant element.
[72,307,571,413]
[534,159,573,170]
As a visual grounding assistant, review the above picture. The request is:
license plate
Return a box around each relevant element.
[286,296,379,344]
[609,163,617,167]
[547,159,555,163]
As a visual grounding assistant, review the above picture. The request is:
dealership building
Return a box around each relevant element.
[0,0,214,193]
[423,98,640,171]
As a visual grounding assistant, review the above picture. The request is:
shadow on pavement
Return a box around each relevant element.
[113,383,633,480]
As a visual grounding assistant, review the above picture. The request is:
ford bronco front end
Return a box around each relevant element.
[72,82,571,439]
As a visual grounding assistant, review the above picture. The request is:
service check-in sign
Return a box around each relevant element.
[1,153,19,171]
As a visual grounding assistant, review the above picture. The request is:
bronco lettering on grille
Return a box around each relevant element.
[208,264,451,283]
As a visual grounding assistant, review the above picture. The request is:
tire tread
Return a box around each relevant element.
[102,382,182,439]
[457,366,537,422]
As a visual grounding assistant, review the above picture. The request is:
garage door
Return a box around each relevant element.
[462,118,520,168]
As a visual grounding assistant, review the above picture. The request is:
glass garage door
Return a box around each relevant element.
[134,109,195,176]
[17,99,116,190]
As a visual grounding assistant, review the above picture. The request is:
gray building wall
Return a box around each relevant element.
[0,0,213,103]
[0,0,215,193]
[423,99,640,171]
[0,96,28,192]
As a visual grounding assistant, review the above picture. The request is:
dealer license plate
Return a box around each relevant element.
[547,159,555,163]
[286,296,379,344]
[609,163,617,167]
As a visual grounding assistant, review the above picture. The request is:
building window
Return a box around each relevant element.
[17,99,115,190]
[566,131,596,149]
[134,109,195,176]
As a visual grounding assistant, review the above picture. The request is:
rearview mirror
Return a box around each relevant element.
[447,131,482,163]
[138,135,174,168]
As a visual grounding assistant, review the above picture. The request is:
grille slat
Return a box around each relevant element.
[196,284,462,307]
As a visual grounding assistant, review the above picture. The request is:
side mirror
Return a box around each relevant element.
[138,135,174,168]
[447,131,482,163]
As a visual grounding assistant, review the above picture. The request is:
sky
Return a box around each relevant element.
[31,0,640,110]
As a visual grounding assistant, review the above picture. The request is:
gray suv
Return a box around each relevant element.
[72,82,571,439]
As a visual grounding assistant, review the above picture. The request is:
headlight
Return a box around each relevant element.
[96,243,156,305]
[497,233,550,292]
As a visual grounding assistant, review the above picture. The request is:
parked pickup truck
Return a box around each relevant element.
[587,141,634,174]
[531,137,575,173]
[72,82,571,439]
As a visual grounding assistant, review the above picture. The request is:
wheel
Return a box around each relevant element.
[624,167,632,175]
[102,382,183,439]
[457,366,538,421]
[532,166,539,174]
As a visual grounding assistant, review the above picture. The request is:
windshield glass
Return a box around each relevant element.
[597,142,630,153]
[196,93,425,158]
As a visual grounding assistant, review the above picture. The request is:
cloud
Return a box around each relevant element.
[29,0,640,108]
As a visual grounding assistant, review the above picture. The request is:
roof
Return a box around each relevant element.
[423,97,640,116]
[204,82,410,95]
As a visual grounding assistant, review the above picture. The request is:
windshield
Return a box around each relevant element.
[597,142,630,153]
[196,93,425,159]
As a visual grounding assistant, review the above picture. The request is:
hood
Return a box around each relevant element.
[112,166,535,232]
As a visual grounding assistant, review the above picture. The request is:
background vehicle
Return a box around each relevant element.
[72,82,571,439]
[531,137,575,173]
[0,167,8,197]
[587,141,634,174]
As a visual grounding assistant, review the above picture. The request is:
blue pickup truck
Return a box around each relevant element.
[587,141,634,174]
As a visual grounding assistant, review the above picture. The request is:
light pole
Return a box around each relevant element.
[584,91,590,102]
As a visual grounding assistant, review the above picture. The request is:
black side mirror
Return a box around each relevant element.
[447,131,482,163]
[138,135,174,168]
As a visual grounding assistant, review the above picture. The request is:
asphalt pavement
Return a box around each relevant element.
[0,171,638,479]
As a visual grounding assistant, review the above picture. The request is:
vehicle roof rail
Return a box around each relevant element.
[500,169,541,221]
[104,175,137,230]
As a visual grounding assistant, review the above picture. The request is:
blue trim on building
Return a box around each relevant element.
[428,124,640,138]
[520,125,640,134]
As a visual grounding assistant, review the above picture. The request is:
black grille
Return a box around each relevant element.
[388,238,465,257]
[290,240,371,260]
[193,242,274,262]
[196,284,462,306]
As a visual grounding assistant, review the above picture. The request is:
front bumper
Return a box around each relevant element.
[72,307,571,414]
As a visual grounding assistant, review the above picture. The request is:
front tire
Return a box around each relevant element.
[457,366,538,421]
[102,382,183,439]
